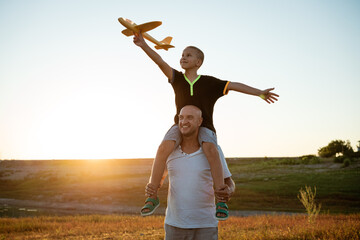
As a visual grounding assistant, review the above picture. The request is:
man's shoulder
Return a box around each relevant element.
[167,146,183,160]
[168,146,205,161]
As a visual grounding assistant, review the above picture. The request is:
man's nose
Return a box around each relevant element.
[180,119,188,124]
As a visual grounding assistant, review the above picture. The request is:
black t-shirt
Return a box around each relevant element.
[169,69,229,132]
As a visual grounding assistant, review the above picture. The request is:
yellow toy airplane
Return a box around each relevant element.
[118,17,174,51]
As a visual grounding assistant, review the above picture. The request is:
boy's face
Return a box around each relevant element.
[180,48,202,70]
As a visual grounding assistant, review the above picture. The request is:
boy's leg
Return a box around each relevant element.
[148,140,175,198]
[202,142,226,191]
[199,127,226,190]
[202,142,228,218]
[141,125,180,215]
[199,127,228,219]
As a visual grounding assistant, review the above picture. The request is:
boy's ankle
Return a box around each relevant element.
[148,194,158,199]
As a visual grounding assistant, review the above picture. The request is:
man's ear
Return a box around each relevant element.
[198,117,203,126]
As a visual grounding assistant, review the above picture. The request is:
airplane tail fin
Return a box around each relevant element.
[155,37,174,51]
[161,37,173,45]
[122,29,134,36]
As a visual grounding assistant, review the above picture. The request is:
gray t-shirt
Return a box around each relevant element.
[164,145,231,228]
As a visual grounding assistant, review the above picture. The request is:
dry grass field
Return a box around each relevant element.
[0,214,359,240]
[0,158,359,239]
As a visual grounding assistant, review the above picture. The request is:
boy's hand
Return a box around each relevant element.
[133,32,146,48]
[131,31,172,79]
[260,88,279,104]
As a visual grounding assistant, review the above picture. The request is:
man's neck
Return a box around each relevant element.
[180,136,200,154]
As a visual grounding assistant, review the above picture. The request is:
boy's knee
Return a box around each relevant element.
[158,140,176,155]
[202,142,219,156]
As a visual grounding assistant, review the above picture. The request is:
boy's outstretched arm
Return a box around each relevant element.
[133,32,172,79]
[228,82,279,104]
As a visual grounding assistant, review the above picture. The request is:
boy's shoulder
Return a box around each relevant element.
[201,74,218,80]
[173,68,219,80]
[200,74,224,84]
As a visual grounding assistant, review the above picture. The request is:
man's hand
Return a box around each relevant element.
[215,185,233,203]
[260,88,279,104]
[145,182,158,197]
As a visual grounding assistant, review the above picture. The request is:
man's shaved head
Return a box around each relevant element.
[180,105,202,118]
[178,105,203,137]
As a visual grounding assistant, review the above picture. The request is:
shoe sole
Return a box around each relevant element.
[140,203,160,217]
[216,216,229,221]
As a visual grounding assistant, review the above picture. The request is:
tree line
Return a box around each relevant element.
[318,140,360,158]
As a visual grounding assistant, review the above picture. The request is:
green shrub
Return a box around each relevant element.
[342,159,351,168]
[297,185,321,223]
[334,156,346,163]
[264,156,322,166]
[300,155,321,164]
[309,157,321,164]
[277,158,298,165]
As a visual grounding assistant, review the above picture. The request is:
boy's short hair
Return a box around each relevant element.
[185,46,204,66]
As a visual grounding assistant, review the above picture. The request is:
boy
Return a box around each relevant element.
[132,32,279,219]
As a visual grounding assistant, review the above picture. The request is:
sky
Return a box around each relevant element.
[0,0,359,160]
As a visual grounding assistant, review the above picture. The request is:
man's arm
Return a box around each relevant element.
[227,82,279,104]
[215,177,235,203]
[133,32,173,79]
[145,169,168,197]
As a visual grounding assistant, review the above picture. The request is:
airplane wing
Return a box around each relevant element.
[135,21,162,33]
[118,17,174,50]
[121,21,162,36]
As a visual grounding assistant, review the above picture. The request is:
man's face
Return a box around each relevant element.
[178,106,203,137]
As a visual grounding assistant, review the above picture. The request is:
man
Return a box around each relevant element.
[146,105,235,240]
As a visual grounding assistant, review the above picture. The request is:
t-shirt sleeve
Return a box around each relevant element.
[209,76,230,98]
[223,81,230,95]
[169,69,182,84]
